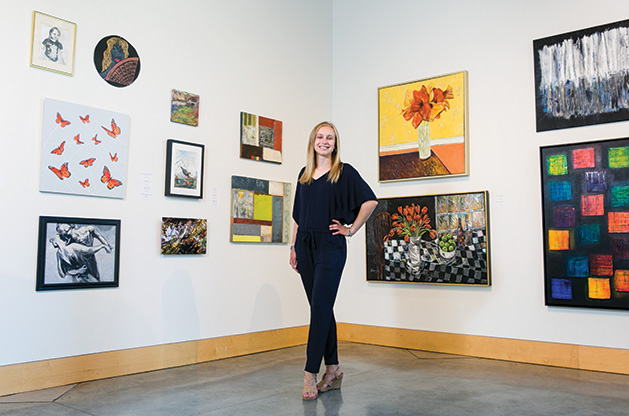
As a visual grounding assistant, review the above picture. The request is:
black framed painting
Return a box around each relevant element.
[36,216,120,291]
[165,139,205,199]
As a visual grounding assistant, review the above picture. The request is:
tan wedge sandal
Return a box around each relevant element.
[317,368,343,393]
[302,372,318,401]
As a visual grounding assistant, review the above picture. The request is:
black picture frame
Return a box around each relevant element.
[165,139,205,199]
[36,216,120,291]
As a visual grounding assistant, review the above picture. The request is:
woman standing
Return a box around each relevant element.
[290,122,378,400]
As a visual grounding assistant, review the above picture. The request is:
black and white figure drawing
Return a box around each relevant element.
[36,216,120,291]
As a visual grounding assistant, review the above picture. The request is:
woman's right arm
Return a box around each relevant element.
[289,221,298,272]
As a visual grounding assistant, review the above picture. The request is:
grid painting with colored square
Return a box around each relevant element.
[541,137,629,310]
[240,112,282,164]
[230,175,291,243]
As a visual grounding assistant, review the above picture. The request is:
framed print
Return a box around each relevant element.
[534,19,629,132]
[36,216,120,291]
[365,191,490,286]
[378,71,468,182]
[161,218,207,255]
[230,175,291,243]
[171,89,199,126]
[165,139,205,199]
[30,11,76,76]
[541,137,629,310]
[39,99,130,199]
[240,112,282,164]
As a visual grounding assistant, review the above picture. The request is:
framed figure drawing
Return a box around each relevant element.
[365,191,490,286]
[165,139,205,199]
[36,216,120,291]
[378,71,468,182]
[541,137,629,310]
[30,11,76,76]
[534,19,629,131]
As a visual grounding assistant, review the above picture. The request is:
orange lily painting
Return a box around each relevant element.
[378,71,468,181]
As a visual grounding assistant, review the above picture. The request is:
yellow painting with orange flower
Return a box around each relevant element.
[378,71,468,182]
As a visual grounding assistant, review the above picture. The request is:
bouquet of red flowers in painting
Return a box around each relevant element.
[385,204,437,243]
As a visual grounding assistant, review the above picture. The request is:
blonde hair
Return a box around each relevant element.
[299,121,343,185]
[101,37,129,72]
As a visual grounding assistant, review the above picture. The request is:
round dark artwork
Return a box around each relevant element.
[93,35,140,88]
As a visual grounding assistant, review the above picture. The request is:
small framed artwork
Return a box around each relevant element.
[365,191,490,286]
[165,139,205,198]
[541,137,629,310]
[171,89,199,126]
[240,112,282,164]
[36,216,120,291]
[378,71,468,182]
[30,11,77,76]
[161,218,207,255]
[534,19,629,132]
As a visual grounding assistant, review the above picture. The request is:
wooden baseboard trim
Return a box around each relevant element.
[337,323,629,375]
[3,323,627,397]
[0,326,308,397]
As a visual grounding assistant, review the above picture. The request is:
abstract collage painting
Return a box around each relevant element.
[240,112,282,164]
[230,176,291,243]
[541,137,629,309]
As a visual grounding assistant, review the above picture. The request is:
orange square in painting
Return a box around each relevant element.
[548,229,570,250]
[614,270,629,292]
[608,212,629,233]
[581,194,604,216]
[588,277,611,299]
[572,148,595,169]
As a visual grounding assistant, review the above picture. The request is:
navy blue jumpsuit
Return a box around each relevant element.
[293,163,376,373]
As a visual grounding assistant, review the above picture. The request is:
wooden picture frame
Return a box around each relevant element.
[165,139,205,199]
[30,11,76,76]
[36,216,120,291]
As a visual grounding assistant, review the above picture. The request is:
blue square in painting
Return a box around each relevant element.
[578,224,600,244]
[549,181,571,201]
[566,256,589,277]
[611,185,629,207]
[551,278,573,300]
[585,171,607,192]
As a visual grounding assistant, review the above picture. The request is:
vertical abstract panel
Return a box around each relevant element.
[542,137,629,310]
[230,175,291,244]
[240,112,282,164]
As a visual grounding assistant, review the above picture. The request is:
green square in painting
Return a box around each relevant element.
[547,154,568,175]
[609,147,629,168]
[253,194,273,221]
[611,186,629,207]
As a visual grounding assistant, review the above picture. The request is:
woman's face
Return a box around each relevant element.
[49,28,60,41]
[313,126,336,158]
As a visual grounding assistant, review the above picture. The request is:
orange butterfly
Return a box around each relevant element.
[101,166,123,189]
[56,112,70,127]
[101,119,121,138]
[79,158,96,167]
[79,179,90,188]
[109,152,118,162]
[92,135,101,145]
[51,141,65,155]
[74,134,84,145]
[80,114,90,124]
[49,162,71,180]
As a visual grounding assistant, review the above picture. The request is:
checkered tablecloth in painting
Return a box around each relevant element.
[382,230,488,284]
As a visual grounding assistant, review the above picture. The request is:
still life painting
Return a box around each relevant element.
[541,137,629,310]
[378,71,468,182]
[365,191,490,286]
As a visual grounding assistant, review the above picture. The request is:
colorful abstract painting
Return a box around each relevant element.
[541,137,629,309]
[39,99,129,199]
[230,176,291,243]
[534,19,629,131]
[240,112,282,164]
[365,191,490,286]
[161,218,207,255]
[170,89,199,126]
[378,71,468,182]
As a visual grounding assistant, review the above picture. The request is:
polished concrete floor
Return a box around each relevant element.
[1,341,628,415]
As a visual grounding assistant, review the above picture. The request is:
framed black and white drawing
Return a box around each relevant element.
[30,11,76,76]
[36,216,120,291]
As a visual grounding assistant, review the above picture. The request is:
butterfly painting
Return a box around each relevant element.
[40,98,130,199]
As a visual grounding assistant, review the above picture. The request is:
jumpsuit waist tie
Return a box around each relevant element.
[299,229,332,251]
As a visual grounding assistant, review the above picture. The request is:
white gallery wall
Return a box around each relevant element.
[0,0,332,366]
[2,0,629,370]
[333,0,629,349]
